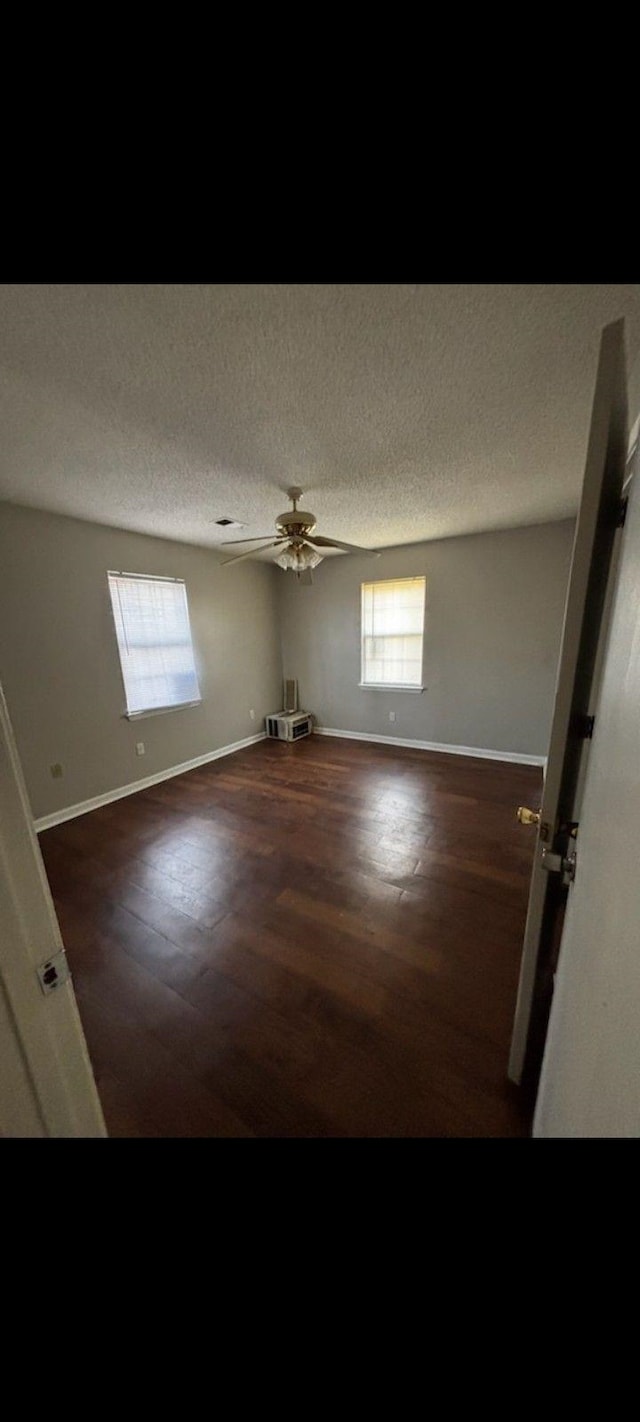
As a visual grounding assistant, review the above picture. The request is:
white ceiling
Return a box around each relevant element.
[1,283,639,555]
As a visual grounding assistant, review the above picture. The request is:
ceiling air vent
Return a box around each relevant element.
[215,518,245,528]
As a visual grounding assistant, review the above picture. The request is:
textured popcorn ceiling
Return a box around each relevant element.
[1,283,639,555]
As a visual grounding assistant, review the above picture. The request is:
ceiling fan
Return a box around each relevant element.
[220,487,379,582]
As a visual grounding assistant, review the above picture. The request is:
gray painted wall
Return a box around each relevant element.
[0,503,282,819]
[0,505,575,825]
[278,520,575,757]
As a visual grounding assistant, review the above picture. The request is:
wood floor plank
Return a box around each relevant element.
[39,735,540,1136]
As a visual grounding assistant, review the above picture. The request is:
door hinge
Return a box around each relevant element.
[617,496,628,527]
[570,712,595,739]
[37,948,70,995]
[541,847,577,884]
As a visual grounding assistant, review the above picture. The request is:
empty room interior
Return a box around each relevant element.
[2,283,640,1139]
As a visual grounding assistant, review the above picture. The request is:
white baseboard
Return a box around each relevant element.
[35,725,544,833]
[314,726,546,767]
[34,732,267,833]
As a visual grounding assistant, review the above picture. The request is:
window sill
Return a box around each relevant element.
[123,700,202,721]
[358,684,425,693]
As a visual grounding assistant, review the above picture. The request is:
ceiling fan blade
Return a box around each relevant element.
[217,534,281,545]
[221,540,284,566]
[306,535,379,555]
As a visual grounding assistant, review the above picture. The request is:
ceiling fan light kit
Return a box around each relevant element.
[275,545,322,572]
[220,486,378,581]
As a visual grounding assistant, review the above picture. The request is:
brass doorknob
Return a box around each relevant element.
[517,806,541,826]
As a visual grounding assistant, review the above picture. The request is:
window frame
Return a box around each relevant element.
[359,575,426,692]
[107,570,202,720]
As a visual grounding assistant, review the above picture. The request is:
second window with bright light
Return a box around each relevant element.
[360,577,426,689]
[108,572,201,717]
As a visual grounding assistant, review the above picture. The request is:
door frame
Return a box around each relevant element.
[509,319,629,1089]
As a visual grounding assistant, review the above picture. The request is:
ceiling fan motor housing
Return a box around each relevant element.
[275,510,317,539]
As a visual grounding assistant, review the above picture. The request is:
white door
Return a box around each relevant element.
[0,678,106,1137]
[533,440,640,1135]
[509,319,629,1088]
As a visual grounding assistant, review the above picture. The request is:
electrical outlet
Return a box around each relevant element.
[135,742,145,756]
[249,709,255,720]
[50,763,63,778]
[389,712,396,723]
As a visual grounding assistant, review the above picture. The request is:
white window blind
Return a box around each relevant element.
[361,577,426,687]
[108,573,201,717]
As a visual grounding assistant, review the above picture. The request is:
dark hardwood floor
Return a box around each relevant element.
[39,735,542,1137]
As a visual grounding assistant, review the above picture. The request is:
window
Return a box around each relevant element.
[108,572,201,717]
[361,577,426,689]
